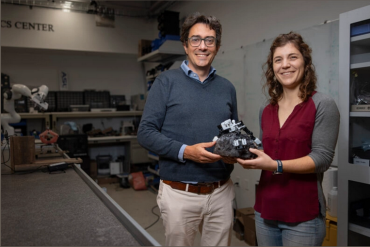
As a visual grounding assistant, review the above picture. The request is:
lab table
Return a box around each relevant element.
[1,164,160,246]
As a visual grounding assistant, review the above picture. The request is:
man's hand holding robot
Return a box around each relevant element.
[184,141,222,164]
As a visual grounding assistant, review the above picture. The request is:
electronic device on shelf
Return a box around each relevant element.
[96,154,112,175]
[57,134,88,157]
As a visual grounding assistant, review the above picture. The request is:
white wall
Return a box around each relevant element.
[170,0,370,52]
[1,4,157,54]
[1,3,160,103]
[169,0,370,209]
[1,47,146,102]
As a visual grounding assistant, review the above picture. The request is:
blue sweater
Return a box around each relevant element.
[137,68,238,182]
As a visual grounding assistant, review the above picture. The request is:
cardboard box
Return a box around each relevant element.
[10,136,35,172]
[236,207,257,246]
[233,217,245,240]
[322,219,337,246]
[138,39,152,57]
[234,231,244,241]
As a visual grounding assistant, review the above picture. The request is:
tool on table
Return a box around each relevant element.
[39,129,59,154]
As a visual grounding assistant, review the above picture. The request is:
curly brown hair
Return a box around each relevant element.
[180,12,222,49]
[263,31,317,105]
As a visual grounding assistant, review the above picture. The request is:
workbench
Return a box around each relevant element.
[1,164,160,246]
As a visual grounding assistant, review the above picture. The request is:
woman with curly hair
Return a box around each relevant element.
[237,32,340,246]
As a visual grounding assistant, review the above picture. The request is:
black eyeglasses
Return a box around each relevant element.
[188,36,216,47]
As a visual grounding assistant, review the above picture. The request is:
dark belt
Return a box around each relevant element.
[162,179,229,194]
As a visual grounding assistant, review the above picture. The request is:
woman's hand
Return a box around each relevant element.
[236,148,276,171]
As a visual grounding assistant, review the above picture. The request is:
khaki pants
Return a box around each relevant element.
[157,179,235,246]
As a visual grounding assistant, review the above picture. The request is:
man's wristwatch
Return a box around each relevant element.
[273,160,283,175]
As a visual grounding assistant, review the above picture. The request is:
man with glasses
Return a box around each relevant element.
[138,12,238,246]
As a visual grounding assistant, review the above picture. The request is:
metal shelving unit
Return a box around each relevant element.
[349,223,370,238]
[147,166,160,176]
[350,112,370,117]
[137,40,185,63]
[137,39,185,176]
[88,135,137,144]
[338,5,370,245]
[19,112,51,129]
[51,111,143,131]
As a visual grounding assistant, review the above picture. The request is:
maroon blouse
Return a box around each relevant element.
[254,93,319,223]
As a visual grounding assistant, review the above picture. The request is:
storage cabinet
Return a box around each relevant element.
[338,5,370,245]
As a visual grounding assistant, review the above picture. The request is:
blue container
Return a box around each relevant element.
[151,38,164,51]
[351,20,370,37]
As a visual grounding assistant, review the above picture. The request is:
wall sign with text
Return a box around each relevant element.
[59,71,69,91]
[1,20,54,32]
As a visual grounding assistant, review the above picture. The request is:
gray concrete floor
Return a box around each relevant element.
[102,183,249,246]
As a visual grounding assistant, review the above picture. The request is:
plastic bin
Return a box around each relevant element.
[43,91,57,112]
[83,90,110,109]
[351,19,370,36]
[110,95,126,108]
[56,91,84,112]
[14,96,29,113]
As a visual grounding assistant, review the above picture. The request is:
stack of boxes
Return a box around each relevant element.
[152,11,181,52]
[137,11,181,57]
[157,10,180,38]
[233,207,257,246]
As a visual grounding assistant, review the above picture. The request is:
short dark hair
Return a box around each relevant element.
[180,12,222,49]
[263,31,317,105]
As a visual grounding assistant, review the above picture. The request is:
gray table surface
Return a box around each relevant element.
[1,168,140,246]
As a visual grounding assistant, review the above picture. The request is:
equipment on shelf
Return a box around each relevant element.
[1,73,11,113]
[350,71,370,112]
[96,154,112,175]
[60,121,81,135]
[90,108,116,112]
[57,134,88,157]
[1,84,49,136]
[121,120,135,135]
[39,128,59,154]
[117,155,129,172]
[55,91,84,112]
[39,129,59,144]
[131,94,145,111]
[47,162,69,173]
[110,162,122,175]
[57,134,89,174]
[69,105,89,112]
[83,90,110,109]
[157,10,180,37]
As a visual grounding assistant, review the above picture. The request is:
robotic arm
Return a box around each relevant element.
[1,84,49,136]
